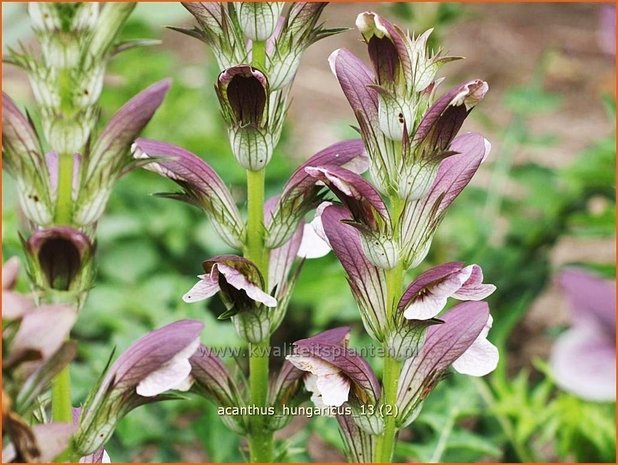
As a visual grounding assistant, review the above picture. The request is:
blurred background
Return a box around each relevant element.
[3,3,616,462]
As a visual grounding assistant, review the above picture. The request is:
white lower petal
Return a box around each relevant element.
[136,338,200,397]
[452,336,498,376]
[218,264,277,307]
[315,372,350,407]
[403,294,447,320]
[297,223,331,259]
[182,274,220,303]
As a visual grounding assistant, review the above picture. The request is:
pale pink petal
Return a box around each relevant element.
[452,337,498,376]
[452,265,496,300]
[136,338,200,397]
[550,323,616,401]
[286,355,340,376]
[182,274,220,303]
[2,257,20,290]
[452,314,498,376]
[217,264,277,307]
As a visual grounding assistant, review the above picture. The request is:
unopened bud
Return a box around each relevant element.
[238,2,283,41]
[359,232,399,270]
[398,161,439,201]
[230,127,274,171]
[377,92,414,142]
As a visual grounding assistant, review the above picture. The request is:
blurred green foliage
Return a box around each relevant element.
[2,5,615,463]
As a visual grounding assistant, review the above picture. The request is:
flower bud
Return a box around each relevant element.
[398,160,439,201]
[233,307,271,344]
[26,227,94,293]
[230,126,274,171]
[359,231,399,270]
[238,2,283,41]
[376,91,414,141]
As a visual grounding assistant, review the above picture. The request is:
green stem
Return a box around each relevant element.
[51,364,72,423]
[51,153,74,427]
[245,169,268,273]
[246,168,272,462]
[376,355,403,462]
[252,40,267,71]
[54,152,74,224]
[374,194,406,462]
[248,341,272,462]
[245,41,271,459]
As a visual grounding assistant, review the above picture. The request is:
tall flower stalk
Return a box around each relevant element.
[282,11,499,462]
[135,3,347,461]
[3,2,175,457]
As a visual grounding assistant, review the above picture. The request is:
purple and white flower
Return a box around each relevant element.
[396,301,498,426]
[287,327,380,409]
[398,261,496,320]
[74,320,203,456]
[183,255,276,309]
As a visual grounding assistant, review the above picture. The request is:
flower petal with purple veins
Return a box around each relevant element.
[86,79,171,179]
[399,262,495,320]
[356,12,411,87]
[452,315,499,376]
[218,263,277,307]
[414,80,489,155]
[136,338,200,397]
[3,93,54,224]
[400,132,490,268]
[8,305,76,368]
[190,344,242,408]
[452,265,496,300]
[266,139,367,249]
[75,79,170,226]
[75,320,203,456]
[132,138,244,248]
[396,302,491,426]
[304,165,390,229]
[288,327,379,408]
[184,256,276,315]
[265,196,303,293]
[321,206,388,341]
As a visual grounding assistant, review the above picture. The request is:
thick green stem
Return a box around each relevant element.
[246,169,268,273]
[248,341,272,462]
[374,194,406,462]
[252,40,267,71]
[51,153,74,426]
[376,355,403,462]
[245,40,272,460]
[51,364,72,423]
[246,168,272,462]
[54,153,74,224]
